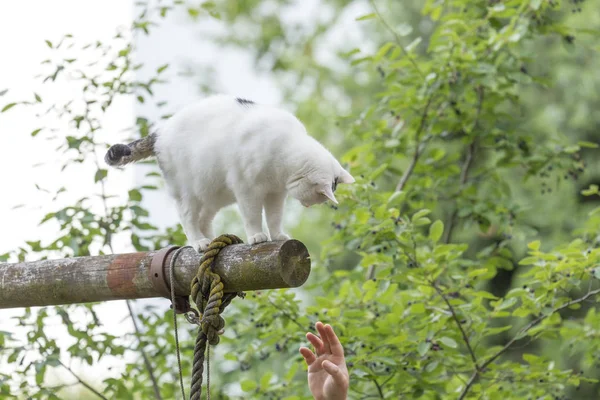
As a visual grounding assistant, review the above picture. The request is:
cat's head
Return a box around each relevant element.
[287,157,355,207]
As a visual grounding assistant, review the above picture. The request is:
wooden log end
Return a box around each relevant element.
[278,239,311,288]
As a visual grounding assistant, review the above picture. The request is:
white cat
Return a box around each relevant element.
[105,95,354,251]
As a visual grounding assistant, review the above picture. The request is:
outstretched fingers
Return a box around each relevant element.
[307,332,325,355]
[315,322,332,354]
[324,324,344,357]
[299,347,316,366]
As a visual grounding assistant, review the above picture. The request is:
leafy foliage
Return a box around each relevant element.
[1,0,600,399]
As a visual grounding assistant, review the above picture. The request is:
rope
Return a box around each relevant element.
[189,234,244,400]
[169,245,194,400]
[206,347,210,400]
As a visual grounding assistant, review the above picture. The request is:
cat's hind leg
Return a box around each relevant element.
[174,198,211,252]
[195,207,217,251]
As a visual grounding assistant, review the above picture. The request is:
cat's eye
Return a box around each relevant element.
[332,177,338,193]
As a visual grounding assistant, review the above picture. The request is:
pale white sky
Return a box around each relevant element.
[0,0,135,255]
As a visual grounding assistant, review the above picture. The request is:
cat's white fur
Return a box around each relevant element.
[154,95,354,251]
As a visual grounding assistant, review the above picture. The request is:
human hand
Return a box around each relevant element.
[299,322,349,400]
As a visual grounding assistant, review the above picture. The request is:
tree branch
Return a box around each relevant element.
[372,377,385,399]
[366,93,436,281]
[395,94,435,192]
[369,0,425,79]
[443,87,484,243]
[458,287,600,399]
[267,298,306,330]
[442,141,476,244]
[483,287,600,369]
[58,359,108,400]
[432,283,480,371]
[457,371,478,400]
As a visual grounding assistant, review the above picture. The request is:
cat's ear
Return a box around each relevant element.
[319,185,338,204]
[339,169,355,184]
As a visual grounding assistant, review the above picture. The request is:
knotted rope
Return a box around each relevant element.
[189,234,245,400]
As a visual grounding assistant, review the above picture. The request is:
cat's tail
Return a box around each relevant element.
[105,133,156,167]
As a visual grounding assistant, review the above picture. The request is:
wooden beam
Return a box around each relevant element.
[0,240,311,309]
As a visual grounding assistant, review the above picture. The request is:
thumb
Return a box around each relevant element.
[322,360,345,384]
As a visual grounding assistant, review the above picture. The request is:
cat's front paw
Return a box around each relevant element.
[271,232,291,241]
[193,238,211,252]
[248,232,269,245]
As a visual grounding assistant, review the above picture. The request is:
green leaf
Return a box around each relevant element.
[564,145,580,154]
[260,372,272,389]
[369,163,388,180]
[519,257,539,266]
[128,189,142,202]
[378,283,398,305]
[496,297,517,311]
[581,185,599,196]
[34,93,42,102]
[527,240,540,251]
[31,128,42,137]
[414,217,431,226]
[350,56,372,66]
[241,380,257,392]
[412,209,431,222]
[439,337,457,349]
[387,191,406,206]
[356,13,377,21]
[94,169,107,183]
[285,361,299,381]
[425,360,439,372]
[374,42,395,61]
[1,103,17,112]
[410,303,426,314]
[417,341,430,356]
[530,0,542,10]
[578,141,598,148]
[429,220,444,243]
[473,291,498,300]
[523,353,540,364]
[483,325,513,337]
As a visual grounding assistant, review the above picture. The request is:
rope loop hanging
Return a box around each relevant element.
[189,234,245,400]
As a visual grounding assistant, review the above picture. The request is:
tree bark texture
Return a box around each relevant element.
[0,240,311,309]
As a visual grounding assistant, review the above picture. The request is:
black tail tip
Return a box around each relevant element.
[105,144,131,166]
